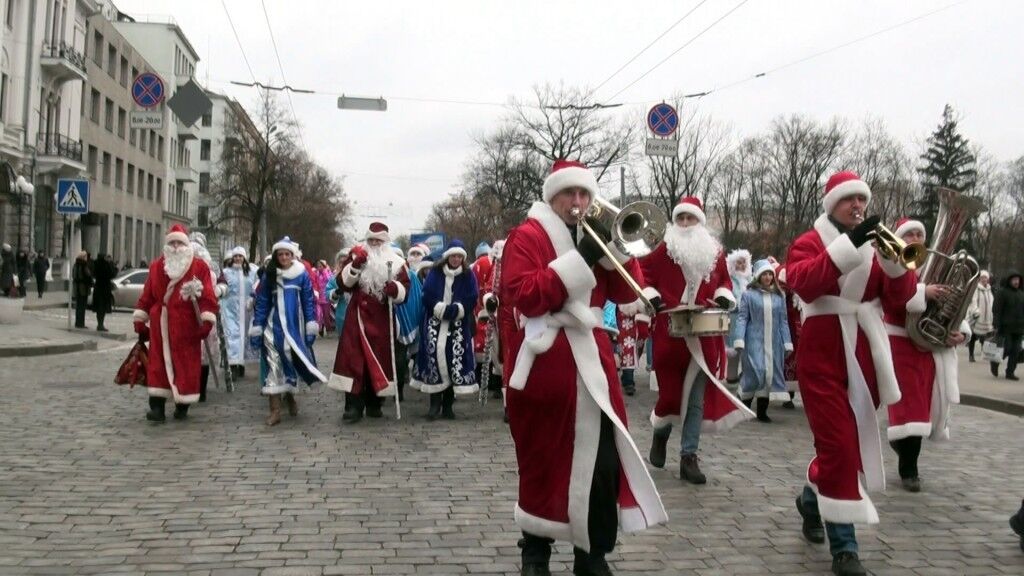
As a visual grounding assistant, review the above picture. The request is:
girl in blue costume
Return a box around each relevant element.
[733,258,793,423]
[219,246,259,378]
[249,237,327,425]
[412,239,479,420]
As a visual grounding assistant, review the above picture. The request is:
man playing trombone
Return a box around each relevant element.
[784,171,920,576]
[501,159,666,576]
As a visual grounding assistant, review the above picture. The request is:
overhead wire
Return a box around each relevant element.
[259,0,308,152]
[219,0,256,83]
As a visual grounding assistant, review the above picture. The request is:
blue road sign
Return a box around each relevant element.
[132,72,165,109]
[410,232,447,258]
[56,179,89,215]
[647,103,679,137]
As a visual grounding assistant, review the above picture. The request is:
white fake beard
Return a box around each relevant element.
[360,245,393,299]
[664,224,722,284]
[163,244,194,280]
[733,268,752,283]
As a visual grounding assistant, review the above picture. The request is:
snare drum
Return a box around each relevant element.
[665,305,731,338]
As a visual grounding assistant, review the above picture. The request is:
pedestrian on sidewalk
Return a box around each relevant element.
[0,244,15,297]
[249,237,326,426]
[133,225,218,422]
[92,254,116,332]
[15,250,29,298]
[991,271,1024,381]
[412,239,479,420]
[967,270,994,362]
[72,251,93,328]
[733,258,793,423]
[32,251,49,298]
[785,172,919,576]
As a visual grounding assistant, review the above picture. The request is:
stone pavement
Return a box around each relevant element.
[0,339,1021,576]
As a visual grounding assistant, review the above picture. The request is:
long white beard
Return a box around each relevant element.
[360,245,394,299]
[163,244,194,280]
[664,224,722,284]
[733,269,752,283]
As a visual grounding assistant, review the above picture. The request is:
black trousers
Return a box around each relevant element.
[200,365,210,400]
[968,332,987,358]
[35,275,45,297]
[522,413,619,562]
[890,436,923,479]
[74,297,87,327]
[993,333,1024,377]
[346,370,383,414]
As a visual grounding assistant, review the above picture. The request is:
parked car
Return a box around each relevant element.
[87,269,149,309]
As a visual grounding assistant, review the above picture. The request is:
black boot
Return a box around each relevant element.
[199,366,209,402]
[145,397,166,422]
[831,551,867,576]
[890,437,922,492]
[365,395,384,418]
[679,453,707,484]
[648,428,669,469]
[756,397,771,423]
[441,388,456,420]
[573,547,613,576]
[519,534,552,576]
[783,391,796,410]
[1010,499,1024,552]
[991,362,999,377]
[173,403,189,420]
[342,393,363,423]
[426,393,442,421]
[795,495,825,543]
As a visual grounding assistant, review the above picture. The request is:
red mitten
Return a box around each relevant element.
[134,321,150,343]
[383,281,399,299]
[349,245,368,269]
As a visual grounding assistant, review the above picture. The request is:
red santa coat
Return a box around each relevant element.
[133,256,218,403]
[883,277,961,442]
[640,244,754,431]
[785,214,917,524]
[327,252,411,397]
[472,254,494,361]
[501,201,667,551]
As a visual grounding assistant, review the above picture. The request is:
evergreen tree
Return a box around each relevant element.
[915,104,977,234]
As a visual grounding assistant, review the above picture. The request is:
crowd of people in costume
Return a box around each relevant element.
[125,159,1024,576]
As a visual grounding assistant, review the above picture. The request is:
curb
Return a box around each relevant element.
[65,328,129,341]
[24,302,69,311]
[960,393,1024,417]
[0,339,98,358]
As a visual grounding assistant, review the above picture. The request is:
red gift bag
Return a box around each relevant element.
[114,339,149,388]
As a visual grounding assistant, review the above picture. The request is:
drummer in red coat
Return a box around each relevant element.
[785,171,918,576]
[640,196,754,485]
[501,159,666,576]
[882,217,966,493]
[133,224,219,422]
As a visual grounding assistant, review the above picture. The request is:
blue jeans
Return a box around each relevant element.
[679,373,707,455]
[645,338,653,370]
[801,486,858,555]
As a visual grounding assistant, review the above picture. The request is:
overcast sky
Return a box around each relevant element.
[117,0,1023,240]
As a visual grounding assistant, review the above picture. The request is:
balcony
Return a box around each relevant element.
[40,42,87,84]
[175,164,199,183]
[35,133,86,175]
[175,117,199,140]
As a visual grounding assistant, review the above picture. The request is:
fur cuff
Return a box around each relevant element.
[733,339,745,349]
[876,252,907,279]
[549,250,597,302]
[641,286,661,302]
[391,280,407,304]
[341,264,360,287]
[133,309,150,323]
[248,325,263,338]
[825,234,863,275]
[619,298,646,316]
[433,302,446,319]
[714,286,736,310]
[635,313,651,324]
[784,342,794,352]
[305,321,319,335]
[200,311,217,325]
[454,303,465,320]
[906,283,927,313]
[215,284,228,298]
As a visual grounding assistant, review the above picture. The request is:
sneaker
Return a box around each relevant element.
[796,495,825,544]
[831,551,867,576]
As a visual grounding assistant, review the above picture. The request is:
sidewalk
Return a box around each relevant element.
[956,349,1024,415]
[0,298,132,357]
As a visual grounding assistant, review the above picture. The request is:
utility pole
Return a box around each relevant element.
[619,165,626,205]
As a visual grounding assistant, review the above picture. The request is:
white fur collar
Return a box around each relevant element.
[443,265,463,278]
[813,214,840,245]
[279,260,305,280]
[527,201,576,255]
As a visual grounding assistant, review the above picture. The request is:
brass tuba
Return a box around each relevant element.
[906,187,986,350]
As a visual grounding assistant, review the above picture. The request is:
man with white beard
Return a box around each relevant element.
[726,249,753,383]
[133,224,219,422]
[640,197,754,484]
[328,222,411,423]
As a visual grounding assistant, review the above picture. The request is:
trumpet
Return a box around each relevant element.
[870,223,929,270]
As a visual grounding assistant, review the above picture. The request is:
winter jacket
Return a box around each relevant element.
[92,259,116,313]
[992,271,1024,335]
[0,250,15,295]
[72,259,94,299]
[32,256,49,280]
[968,282,994,335]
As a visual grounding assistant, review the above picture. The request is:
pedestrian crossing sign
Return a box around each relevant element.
[56,178,90,215]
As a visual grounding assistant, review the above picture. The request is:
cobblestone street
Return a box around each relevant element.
[0,339,1021,575]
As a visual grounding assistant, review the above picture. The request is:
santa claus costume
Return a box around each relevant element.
[413,240,479,419]
[133,224,219,422]
[883,217,966,493]
[328,222,411,423]
[785,171,918,575]
[502,159,666,575]
[615,307,649,397]
[190,233,226,403]
[725,249,752,383]
[219,246,260,378]
[249,237,326,425]
[640,196,754,484]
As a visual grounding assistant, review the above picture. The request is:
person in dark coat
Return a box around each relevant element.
[32,252,49,298]
[92,254,116,332]
[72,251,94,328]
[0,244,15,297]
[990,271,1024,381]
[15,250,29,297]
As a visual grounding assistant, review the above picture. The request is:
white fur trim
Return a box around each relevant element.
[893,219,926,240]
[365,229,389,242]
[200,311,217,325]
[807,480,879,525]
[542,166,599,203]
[887,422,933,441]
[822,178,871,215]
[671,202,706,224]
[271,238,299,255]
[280,260,305,280]
[416,380,450,394]
[165,231,189,245]
[248,325,262,338]
[261,382,298,396]
[733,339,745,349]
[452,383,479,395]
[876,252,908,279]
[215,283,228,298]
[549,250,597,302]
[635,313,651,324]
[619,298,646,316]
[433,302,446,319]
[825,234,863,275]
[907,283,927,314]
[713,286,736,310]
[442,246,468,260]
[305,321,319,335]
[454,303,465,320]
[514,504,572,542]
[642,286,661,302]
[327,373,354,393]
[649,410,680,430]
[784,342,794,352]
[701,404,751,433]
[391,280,406,304]
[341,264,360,288]
[147,387,172,399]
[133,309,150,323]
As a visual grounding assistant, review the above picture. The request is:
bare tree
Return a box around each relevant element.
[841,117,917,227]
[425,191,505,251]
[269,151,352,262]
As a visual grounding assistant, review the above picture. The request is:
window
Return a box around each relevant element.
[145,222,153,259]
[139,129,146,152]
[149,132,156,157]
[156,178,163,207]
[104,98,113,131]
[124,217,133,264]
[199,172,210,195]
[146,174,153,200]
[201,112,212,127]
[0,73,8,122]
[135,220,142,263]
[107,45,116,78]
[117,107,126,138]
[200,139,211,161]
[155,178,161,203]
[89,89,100,123]
[114,158,123,190]
[129,127,136,145]
[137,167,144,198]
[119,56,129,87]
[101,151,111,184]
[197,206,209,227]
[126,163,134,193]
[87,145,98,176]
[92,30,102,66]
[126,271,147,285]
[157,136,164,161]
[112,214,121,262]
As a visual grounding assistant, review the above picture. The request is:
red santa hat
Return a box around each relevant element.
[365,221,390,242]
[165,223,189,245]
[408,243,430,257]
[822,171,871,215]
[671,196,706,225]
[542,159,599,203]
[893,217,926,241]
